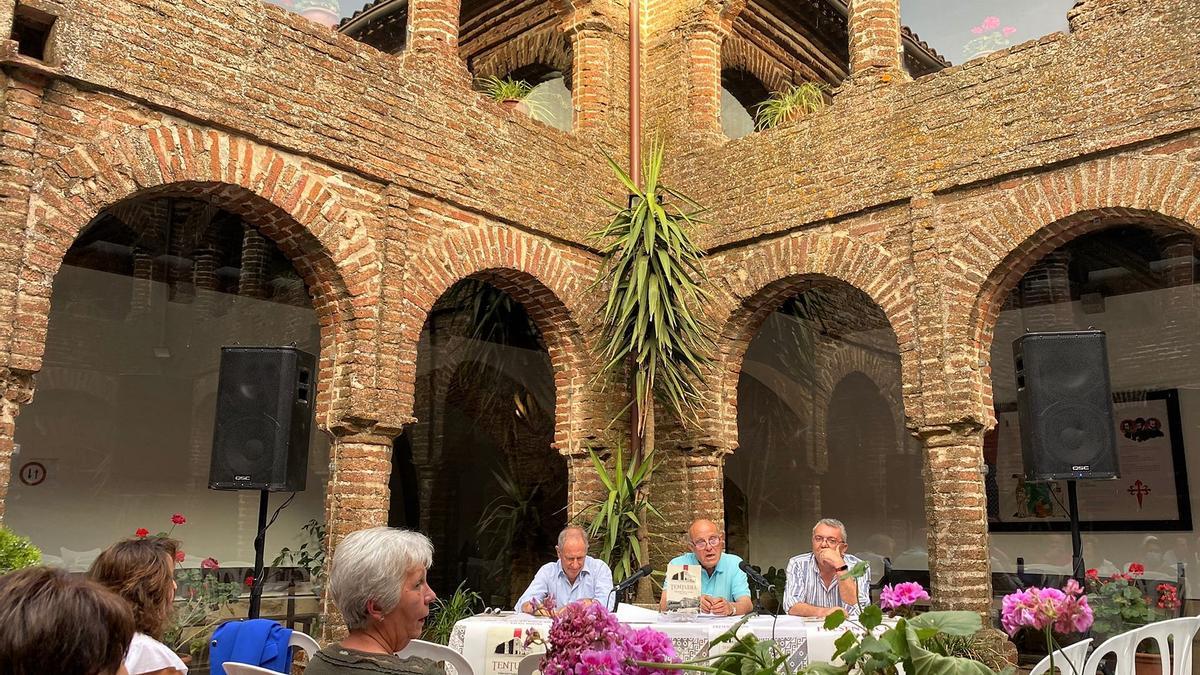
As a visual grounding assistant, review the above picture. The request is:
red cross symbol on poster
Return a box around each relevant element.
[1127,479,1151,508]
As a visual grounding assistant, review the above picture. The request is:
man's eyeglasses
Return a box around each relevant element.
[691,536,723,549]
[812,535,844,546]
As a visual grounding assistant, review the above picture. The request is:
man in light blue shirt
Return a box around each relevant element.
[516,526,614,614]
[659,519,752,616]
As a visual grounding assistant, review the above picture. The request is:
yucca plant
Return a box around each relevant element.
[754,82,828,131]
[590,140,713,595]
[578,444,663,583]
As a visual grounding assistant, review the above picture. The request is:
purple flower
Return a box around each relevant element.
[879,582,930,611]
[540,602,676,675]
[576,648,623,674]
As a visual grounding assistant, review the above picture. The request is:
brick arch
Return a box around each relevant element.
[19,123,383,429]
[950,154,1200,426]
[471,23,574,88]
[721,35,791,94]
[400,225,605,456]
[810,346,904,468]
[700,233,917,451]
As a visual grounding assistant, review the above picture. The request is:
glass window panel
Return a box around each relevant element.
[722,87,755,140]
[901,1,1074,65]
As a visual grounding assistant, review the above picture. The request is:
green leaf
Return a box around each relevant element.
[860,604,884,631]
[824,609,847,631]
[907,611,982,638]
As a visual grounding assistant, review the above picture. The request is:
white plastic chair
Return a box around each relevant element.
[288,630,320,659]
[516,652,541,675]
[396,639,475,675]
[1083,617,1200,675]
[1030,638,1092,675]
[222,664,277,675]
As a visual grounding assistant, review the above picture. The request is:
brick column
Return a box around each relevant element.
[238,227,267,300]
[566,17,623,138]
[920,423,993,615]
[1019,249,1073,330]
[683,24,726,140]
[0,370,34,523]
[321,429,398,637]
[0,72,46,359]
[847,0,904,82]
[408,0,461,56]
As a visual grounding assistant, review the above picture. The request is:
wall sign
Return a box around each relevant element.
[18,461,46,486]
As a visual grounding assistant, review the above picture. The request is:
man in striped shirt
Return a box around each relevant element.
[782,518,870,617]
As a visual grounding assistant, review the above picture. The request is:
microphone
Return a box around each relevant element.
[612,565,654,595]
[740,560,775,590]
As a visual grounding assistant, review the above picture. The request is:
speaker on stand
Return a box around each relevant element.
[1013,330,1120,583]
[209,346,315,618]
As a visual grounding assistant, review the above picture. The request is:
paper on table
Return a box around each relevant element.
[615,603,660,623]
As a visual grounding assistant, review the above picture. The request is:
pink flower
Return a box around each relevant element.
[879,582,930,611]
[171,513,187,525]
[174,550,186,563]
[539,602,676,675]
[1085,569,1099,580]
[201,557,220,570]
[1003,583,1093,637]
[971,26,984,34]
[135,528,150,538]
[1003,26,1016,36]
[982,16,1001,30]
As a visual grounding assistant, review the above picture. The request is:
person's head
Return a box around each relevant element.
[1149,418,1162,431]
[88,536,179,640]
[328,527,436,652]
[812,518,849,557]
[556,526,589,583]
[686,519,724,570]
[0,566,134,675]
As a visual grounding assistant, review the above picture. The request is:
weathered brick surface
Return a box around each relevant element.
[0,0,1195,621]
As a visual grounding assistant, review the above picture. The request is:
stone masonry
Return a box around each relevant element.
[0,0,1197,629]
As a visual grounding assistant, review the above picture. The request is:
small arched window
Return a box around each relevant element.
[721,69,770,139]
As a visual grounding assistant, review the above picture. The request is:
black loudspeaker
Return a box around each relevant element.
[209,346,315,491]
[1013,330,1119,481]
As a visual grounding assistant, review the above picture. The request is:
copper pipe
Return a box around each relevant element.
[629,0,641,186]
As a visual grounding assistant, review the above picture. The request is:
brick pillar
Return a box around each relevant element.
[920,423,993,615]
[683,24,726,140]
[0,72,45,359]
[192,245,219,319]
[408,0,461,56]
[321,429,397,639]
[566,18,623,138]
[1154,232,1197,380]
[0,370,34,523]
[847,0,904,82]
[1020,249,1073,330]
[238,227,267,300]
[131,248,155,315]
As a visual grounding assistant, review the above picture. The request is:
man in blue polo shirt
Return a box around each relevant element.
[659,518,752,616]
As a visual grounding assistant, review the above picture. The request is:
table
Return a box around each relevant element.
[449,612,866,675]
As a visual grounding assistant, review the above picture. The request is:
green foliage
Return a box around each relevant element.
[422,582,483,645]
[0,528,41,574]
[1088,574,1170,640]
[272,518,327,586]
[164,569,243,657]
[477,467,544,564]
[478,75,535,102]
[591,140,714,431]
[754,82,828,131]
[577,445,663,583]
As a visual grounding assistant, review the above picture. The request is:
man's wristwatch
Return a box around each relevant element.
[836,564,849,572]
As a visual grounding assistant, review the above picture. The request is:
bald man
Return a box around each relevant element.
[659,519,753,616]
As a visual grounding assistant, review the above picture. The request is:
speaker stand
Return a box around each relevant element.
[248,490,269,619]
[1068,480,1085,584]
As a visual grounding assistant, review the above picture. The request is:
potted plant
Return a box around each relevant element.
[754,82,828,131]
[1087,564,1181,673]
[477,75,538,112]
[294,0,341,28]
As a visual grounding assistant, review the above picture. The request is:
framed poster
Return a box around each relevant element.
[986,389,1192,532]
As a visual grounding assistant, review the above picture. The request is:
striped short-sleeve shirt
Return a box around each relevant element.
[782,552,869,616]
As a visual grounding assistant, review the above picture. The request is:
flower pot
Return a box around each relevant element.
[1135,651,1169,675]
[300,7,339,28]
[500,99,529,114]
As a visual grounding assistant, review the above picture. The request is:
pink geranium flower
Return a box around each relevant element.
[171,513,187,526]
[879,582,930,612]
[982,16,1001,30]
[201,557,220,570]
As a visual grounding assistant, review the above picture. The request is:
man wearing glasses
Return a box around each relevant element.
[783,518,869,617]
[659,519,752,616]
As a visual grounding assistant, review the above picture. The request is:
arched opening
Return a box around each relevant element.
[6,193,330,591]
[721,68,769,139]
[390,277,566,607]
[724,281,919,599]
[984,223,1200,642]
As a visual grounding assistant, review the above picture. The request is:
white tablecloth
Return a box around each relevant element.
[448,612,860,675]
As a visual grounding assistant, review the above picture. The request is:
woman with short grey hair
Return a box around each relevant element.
[306,527,442,675]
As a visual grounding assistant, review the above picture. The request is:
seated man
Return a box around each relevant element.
[784,518,870,617]
[516,525,614,615]
[659,518,753,617]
